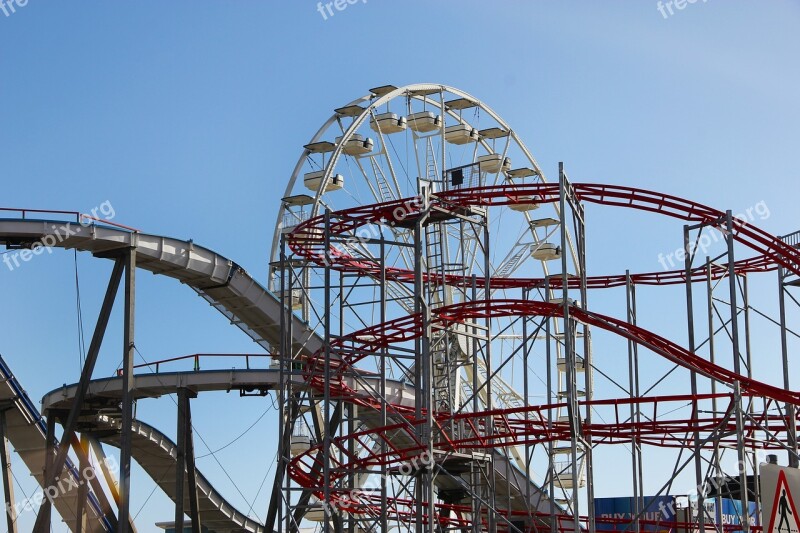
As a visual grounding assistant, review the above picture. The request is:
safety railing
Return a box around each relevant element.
[116,353,271,375]
[782,229,800,248]
[282,209,311,232]
[442,162,483,191]
[0,206,140,232]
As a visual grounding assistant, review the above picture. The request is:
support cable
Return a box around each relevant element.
[131,346,258,514]
[73,250,87,368]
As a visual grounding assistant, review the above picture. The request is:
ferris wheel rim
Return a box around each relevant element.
[270,83,549,269]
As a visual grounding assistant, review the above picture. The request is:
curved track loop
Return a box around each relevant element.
[0,218,322,356]
[289,183,800,288]
[0,219,321,532]
[292,300,800,494]
[285,183,800,527]
[304,299,800,407]
[100,420,264,533]
[288,387,797,522]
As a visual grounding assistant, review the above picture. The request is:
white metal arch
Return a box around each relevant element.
[269,83,549,265]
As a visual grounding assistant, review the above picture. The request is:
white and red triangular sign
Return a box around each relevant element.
[767,470,800,533]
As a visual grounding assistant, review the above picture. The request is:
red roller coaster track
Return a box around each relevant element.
[289,183,799,289]
[283,183,799,530]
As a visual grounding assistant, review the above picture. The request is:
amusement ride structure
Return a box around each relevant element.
[0,83,799,533]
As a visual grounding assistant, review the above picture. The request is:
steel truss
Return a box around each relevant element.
[272,162,800,533]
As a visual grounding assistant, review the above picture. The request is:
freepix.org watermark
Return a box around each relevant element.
[0,0,29,18]
[315,451,434,518]
[656,201,770,271]
[657,0,708,19]
[316,0,367,21]
[8,456,118,518]
[2,201,116,272]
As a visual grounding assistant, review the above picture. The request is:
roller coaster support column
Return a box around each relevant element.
[38,411,56,529]
[414,184,434,533]
[559,163,591,533]
[683,224,707,533]
[379,235,388,533]
[86,436,125,528]
[522,288,533,532]
[725,211,750,533]
[73,432,120,530]
[544,280,556,533]
[271,234,290,533]
[706,257,724,523]
[272,234,345,533]
[481,195,497,533]
[742,274,761,519]
[75,436,89,533]
[322,209,339,533]
[64,432,120,530]
[625,273,643,533]
[777,231,799,467]
[33,257,125,532]
[119,247,137,532]
[175,388,201,533]
[470,275,482,533]
[575,169,595,533]
[0,408,17,533]
[185,392,201,532]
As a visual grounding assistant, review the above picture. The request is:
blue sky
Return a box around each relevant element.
[1,1,799,530]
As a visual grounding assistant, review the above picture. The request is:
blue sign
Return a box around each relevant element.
[716,498,759,532]
[595,496,678,532]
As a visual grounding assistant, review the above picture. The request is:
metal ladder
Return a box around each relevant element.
[495,243,531,279]
[425,222,447,307]
[425,137,439,185]
[425,220,459,417]
[369,156,395,203]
